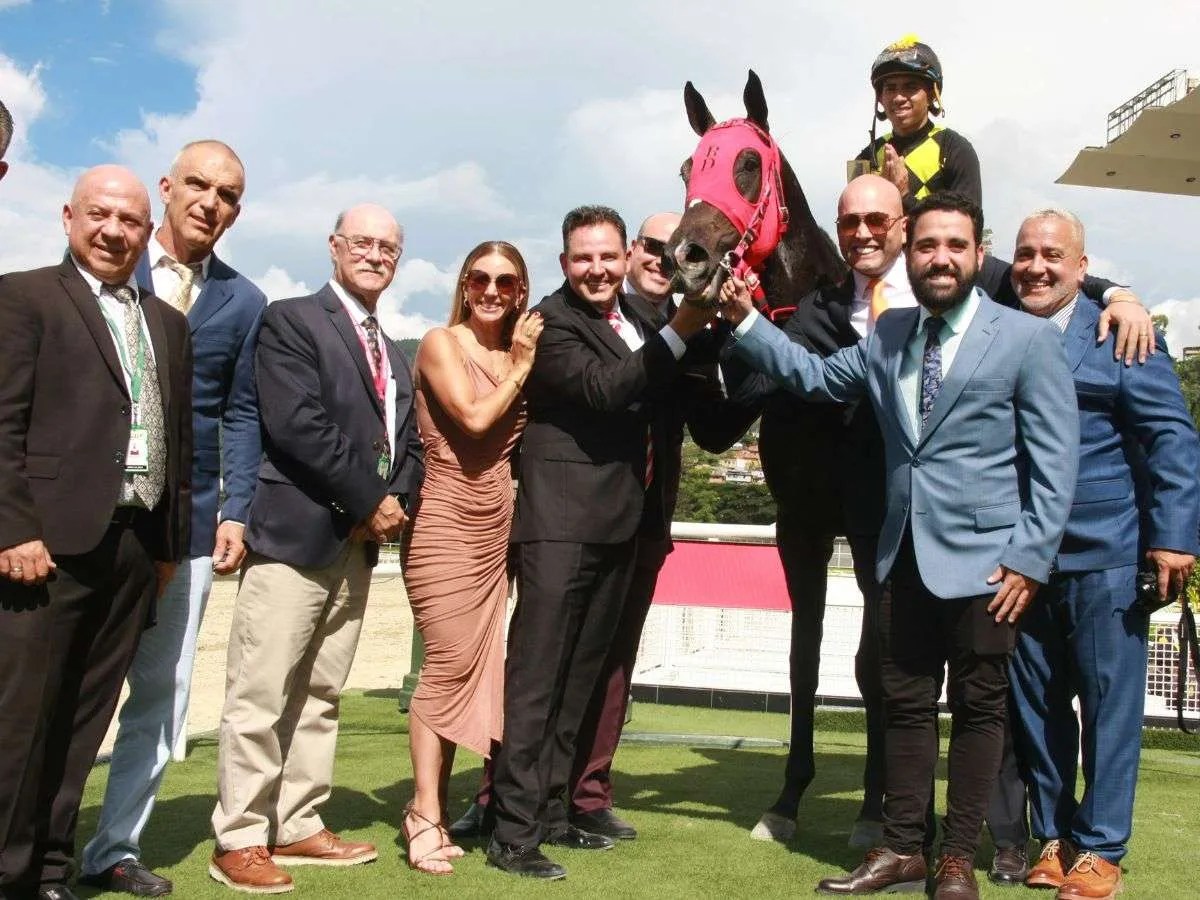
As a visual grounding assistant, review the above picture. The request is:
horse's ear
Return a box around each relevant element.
[744,70,769,132]
[684,81,716,136]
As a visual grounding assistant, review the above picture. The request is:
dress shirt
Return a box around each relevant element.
[897,287,981,436]
[1042,296,1079,334]
[148,234,210,311]
[849,255,916,338]
[605,300,645,352]
[327,280,398,465]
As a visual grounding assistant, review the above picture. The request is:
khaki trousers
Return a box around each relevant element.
[211,544,371,850]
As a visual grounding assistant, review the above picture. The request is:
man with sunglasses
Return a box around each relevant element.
[209,205,424,893]
[623,213,681,313]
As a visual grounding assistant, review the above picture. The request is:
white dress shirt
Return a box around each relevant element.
[328,280,398,464]
[897,287,981,436]
[849,255,916,339]
[148,234,210,311]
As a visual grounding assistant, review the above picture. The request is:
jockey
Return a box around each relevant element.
[853,34,982,211]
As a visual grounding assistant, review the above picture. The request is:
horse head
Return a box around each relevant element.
[666,70,847,315]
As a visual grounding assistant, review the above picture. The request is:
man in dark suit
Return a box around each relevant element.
[718,193,1079,899]
[1006,209,1199,900]
[80,140,265,898]
[0,165,192,900]
[486,205,715,880]
[208,204,423,894]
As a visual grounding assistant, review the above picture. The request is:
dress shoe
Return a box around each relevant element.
[271,828,377,866]
[79,859,173,896]
[208,846,294,894]
[543,824,614,851]
[485,839,567,880]
[1056,851,1122,900]
[816,847,928,894]
[848,817,885,849]
[447,802,490,839]
[749,810,795,843]
[570,808,637,840]
[1026,839,1076,890]
[988,844,1030,886]
[933,854,979,899]
[37,888,81,900]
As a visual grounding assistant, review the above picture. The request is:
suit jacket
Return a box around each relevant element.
[0,260,193,562]
[245,285,424,569]
[511,282,683,545]
[136,253,266,557]
[1054,300,1200,571]
[732,290,1080,598]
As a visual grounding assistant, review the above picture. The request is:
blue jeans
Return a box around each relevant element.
[81,556,213,874]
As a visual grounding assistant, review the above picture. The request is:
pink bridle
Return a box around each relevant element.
[684,117,790,289]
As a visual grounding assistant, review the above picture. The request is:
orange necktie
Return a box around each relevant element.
[867,277,888,325]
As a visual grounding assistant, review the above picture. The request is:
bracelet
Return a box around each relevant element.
[1108,292,1137,303]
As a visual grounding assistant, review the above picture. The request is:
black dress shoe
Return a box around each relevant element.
[543,824,615,851]
[446,802,491,839]
[570,808,637,840]
[987,844,1029,886]
[78,859,173,897]
[485,839,566,880]
[37,887,81,900]
[816,847,928,894]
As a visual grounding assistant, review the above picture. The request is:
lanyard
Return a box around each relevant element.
[99,300,149,407]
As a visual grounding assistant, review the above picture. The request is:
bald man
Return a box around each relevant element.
[209,205,424,893]
[624,212,682,312]
[0,166,192,900]
[81,141,266,898]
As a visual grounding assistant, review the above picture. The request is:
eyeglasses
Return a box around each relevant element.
[334,233,402,261]
[834,212,902,236]
[637,236,668,258]
[464,270,522,298]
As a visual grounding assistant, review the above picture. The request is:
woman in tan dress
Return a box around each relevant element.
[401,241,542,875]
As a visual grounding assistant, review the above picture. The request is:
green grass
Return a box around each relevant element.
[76,692,1200,898]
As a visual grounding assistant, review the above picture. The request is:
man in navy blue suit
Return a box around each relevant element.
[80,140,266,897]
[1006,209,1200,900]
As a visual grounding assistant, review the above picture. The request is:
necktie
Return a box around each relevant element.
[113,285,167,507]
[919,316,944,430]
[606,308,654,487]
[867,277,888,325]
[164,257,200,313]
[363,315,391,475]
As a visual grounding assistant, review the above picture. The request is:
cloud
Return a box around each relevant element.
[1148,297,1200,358]
[250,265,309,303]
[0,0,31,9]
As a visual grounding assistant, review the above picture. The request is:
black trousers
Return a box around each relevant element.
[986,697,1031,848]
[0,522,156,890]
[491,539,637,848]
[769,516,886,820]
[879,535,1015,859]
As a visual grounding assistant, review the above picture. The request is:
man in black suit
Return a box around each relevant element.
[486,205,712,880]
[0,165,192,900]
[208,204,423,894]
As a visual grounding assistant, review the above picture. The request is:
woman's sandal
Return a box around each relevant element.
[439,823,466,859]
[403,804,453,876]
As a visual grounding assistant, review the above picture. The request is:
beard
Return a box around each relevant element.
[908,261,978,315]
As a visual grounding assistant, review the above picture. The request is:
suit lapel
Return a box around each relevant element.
[140,291,174,421]
[827,276,855,337]
[882,310,919,450]
[187,256,236,332]
[915,298,1000,449]
[321,286,386,423]
[565,288,630,358]
[59,261,127,394]
[1061,300,1095,372]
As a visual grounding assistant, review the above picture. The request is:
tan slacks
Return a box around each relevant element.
[211,543,371,850]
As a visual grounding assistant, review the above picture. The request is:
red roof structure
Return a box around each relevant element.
[653,540,789,611]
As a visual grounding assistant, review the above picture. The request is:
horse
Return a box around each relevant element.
[665,70,847,316]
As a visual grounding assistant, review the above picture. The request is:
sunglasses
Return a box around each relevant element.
[465,270,522,298]
[638,236,668,258]
[834,212,902,236]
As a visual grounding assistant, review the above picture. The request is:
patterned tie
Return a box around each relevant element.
[113,285,167,507]
[164,257,200,313]
[919,316,944,430]
[606,308,654,487]
[867,276,888,325]
[363,315,391,474]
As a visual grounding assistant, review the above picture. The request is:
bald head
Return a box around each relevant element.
[63,165,153,283]
[836,174,907,277]
[627,211,682,305]
[329,203,403,308]
[159,139,246,263]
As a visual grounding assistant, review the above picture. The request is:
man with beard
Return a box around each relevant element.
[706,192,1079,899]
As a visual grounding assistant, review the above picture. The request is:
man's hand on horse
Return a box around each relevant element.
[670,293,718,338]
[718,273,758,327]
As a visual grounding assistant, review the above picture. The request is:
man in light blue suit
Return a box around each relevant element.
[81,140,266,897]
[702,193,1079,899]
[1006,209,1199,900]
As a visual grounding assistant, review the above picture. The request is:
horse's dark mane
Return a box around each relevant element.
[764,154,849,308]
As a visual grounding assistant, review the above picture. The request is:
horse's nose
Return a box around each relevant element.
[674,239,711,272]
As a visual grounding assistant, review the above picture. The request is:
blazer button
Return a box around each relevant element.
[113,451,124,464]
[911,457,921,468]
[372,440,382,451]
[120,405,130,416]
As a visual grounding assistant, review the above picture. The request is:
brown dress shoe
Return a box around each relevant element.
[1056,851,1122,900]
[271,829,378,866]
[816,847,928,894]
[1027,839,1077,889]
[933,855,980,899]
[209,846,294,894]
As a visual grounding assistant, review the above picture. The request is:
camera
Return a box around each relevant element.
[1134,567,1175,615]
